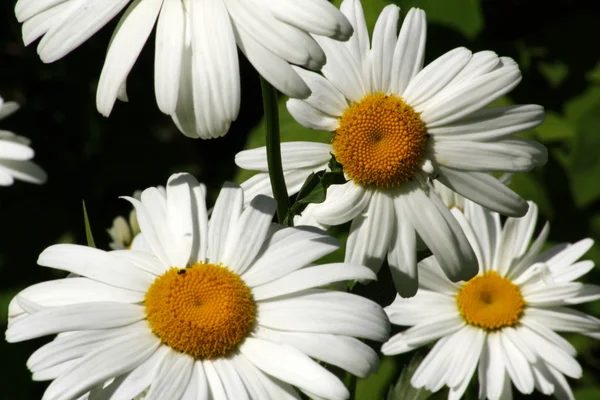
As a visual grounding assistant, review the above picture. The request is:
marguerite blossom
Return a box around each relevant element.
[0,96,46,186]
[15,0,353,139]
[382,200,600,400]
[236,0,547,296]
[107,187,164,250]
[107,190,142,250]
[6,173,389,400]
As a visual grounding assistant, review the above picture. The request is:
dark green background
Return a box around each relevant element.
[1,0,600,398]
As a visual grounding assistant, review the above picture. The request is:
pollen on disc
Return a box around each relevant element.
[456,271,525,331]
[145,263,256,359]
[333,93,428,188]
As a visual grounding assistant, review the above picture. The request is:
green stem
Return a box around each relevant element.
[344,372,357,400]
[260,77,290,224]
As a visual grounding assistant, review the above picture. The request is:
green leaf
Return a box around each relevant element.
[283,162,346,225]
[534,111,575,142]
[396,0,483,40]
[568,106,600,207]
[387,354,433,400]
[509,172,554,218]
[82,200,96,248]
[356,356,398,400]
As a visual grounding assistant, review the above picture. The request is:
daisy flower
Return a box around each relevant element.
[236,0,547,296]
[15,0,353,139]
[107,190,142,250]
[6,173,389,400]
[382,200,600,400]
[0,96,46,186]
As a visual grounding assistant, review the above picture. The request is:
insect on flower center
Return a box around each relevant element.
[145,263,255,359]
[333,93,428,188]
[456,271,525,331]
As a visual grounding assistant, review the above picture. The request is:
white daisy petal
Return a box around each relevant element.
[385,289,457,326]
[381,314,464,354]
[239,167,321,208]
[154,0,185,114]
[6,302,145,343]
[310,181,372,225]
[110,345,170,400]
[211,358,250,400]
[242,226,340,287]
[499,332,534,394]
[145,351,194,400]
[464,199,501,271]
[37,0,130,63]
[314,35,366,102]
[226,0,325,70]
[0,159,47,185]
[222,195,277,274]
[258,289,389,341]
[524,307,600,333]
[390,8,426,95]
[519,325,581,378]
[546,238,594,275]
[420,61,521,126]
[292,67,349,117]
[340,0,369,63]
[411,334,455,391]
[447,327,485,399]
[232,22,310,98]
[287,99,340,131]
[203,360,228,399]
[240,337,349,400]
[15,0,67,23]
[270,0,352,40]
[366,5,399,93]
[345,190,394,274]
[437,167,528,217]
[397,186,478,282]
[507,222,550,279]
[207,182,244,264]
[434,137,548,173]
[0,140,34,160]
[165,173,199,266]
[256,327,378,378]
[8,278,143,318]
[111,250,166,276]
[27,322,147,373]
[228,356,272,400]
[252,263,375,301]
[42,331,160,400]
[402,47,472,107]
[387,208,418,297]
[96,0,163,117]
[180,361,209,400]
[170,44,205,138]
[236,142,332,172]
[417,256,461,295]
[37,244,153,292]
[190,0,240,138]
[481,333,506,400]
[429,105,545,141]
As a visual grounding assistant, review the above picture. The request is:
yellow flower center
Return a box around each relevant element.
[456,271,525,331]
[145,263,255,359]
[333,93,428,188]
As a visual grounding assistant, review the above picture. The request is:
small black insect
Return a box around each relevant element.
[177,269,186,275]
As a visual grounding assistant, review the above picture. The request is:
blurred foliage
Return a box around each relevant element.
[1,0,600,398]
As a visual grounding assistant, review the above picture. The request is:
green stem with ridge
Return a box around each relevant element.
[260,77,290,224]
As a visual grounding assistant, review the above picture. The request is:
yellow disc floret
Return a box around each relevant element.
[333,93,428,188]
[456,271,525,331]
[145,263,255,359]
